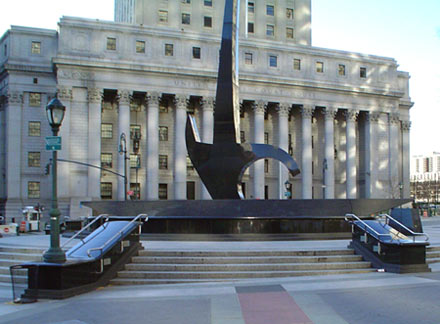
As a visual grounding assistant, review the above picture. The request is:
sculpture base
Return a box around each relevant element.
[83,199,410,239]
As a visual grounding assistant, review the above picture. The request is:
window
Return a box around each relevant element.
[33,78,38,84]
[159,155,168,169]
[28,152,40,167]
[266,25,274,36]
[264,132,269,144]
[181,0,191,3]
[245,52,253,65]
[264,159,269,173]
[31,41,41,54]
[130,183,141,200]
[136,40,145,54]
[101,182,112,200]
[338,64,346,76]
[269,55,277,67]
[316,61,324,73]
[130,125,141,139]
[101,123,113,138]
[248,22,254,34]
[204,0,212,6]
[159,126,168,141]
[286,8,294,19]
[159,183,168,200]
[360,67,367,78]
[187,156,194,170]
[130,154,141,168]
[101,153,113,168]
[159,10,168,23]
[106,37,116,51]
[293,58,301,70]
[165,43,174,56]
[29,93,41,107]
[240,131,245,143]
[266,5,274,16]
[204,16,212,28]
[286,27,294,39]
[248,2,255,13]
[192,47,201,59]
[182,13,191,25]
[28,121,41,136]
[28,181,40,198]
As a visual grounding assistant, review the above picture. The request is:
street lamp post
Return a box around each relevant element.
[43,97,66,263]
[119,133,128,201]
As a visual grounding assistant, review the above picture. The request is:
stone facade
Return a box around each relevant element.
[0,0,412,221]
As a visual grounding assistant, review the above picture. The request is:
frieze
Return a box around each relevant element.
[173,79,207,89]
[59,70,94,80]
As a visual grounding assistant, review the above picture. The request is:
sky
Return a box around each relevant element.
[1,0,439,157]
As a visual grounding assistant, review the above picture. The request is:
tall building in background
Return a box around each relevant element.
[411,153,440,203]
[0,0,412,222]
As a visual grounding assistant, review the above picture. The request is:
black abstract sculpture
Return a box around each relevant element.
[186,0,300,199]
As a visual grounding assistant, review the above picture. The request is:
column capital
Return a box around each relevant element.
[175,94,189,110]
[366,111,380,123]
[401,121,411,131]
[322,107,337,120]
[57,86,73,101]
[277,103,291,117]
[252,100,266,115]
[118,89,131,105]
[202,97,215,111]
[389,113,400,125]
[147,91,161,105]
[344,109,359,122]
[87,88,102,104]
[6,90,23,105]
[301,105,315,118]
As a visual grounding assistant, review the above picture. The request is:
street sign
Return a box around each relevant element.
[45,136,62,151]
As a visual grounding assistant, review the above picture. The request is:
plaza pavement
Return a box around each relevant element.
[0,217,439,324]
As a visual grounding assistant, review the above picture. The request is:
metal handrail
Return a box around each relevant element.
[86,214,147,258]
[62,214,109,249]
[379,213,429,242]
[345,213,392,242]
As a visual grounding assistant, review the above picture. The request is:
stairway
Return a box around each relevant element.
[111,248,374,285]
[427,246,440,264]
[0,246,45,284]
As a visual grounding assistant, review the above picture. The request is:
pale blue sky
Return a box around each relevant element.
[1,0,439,156]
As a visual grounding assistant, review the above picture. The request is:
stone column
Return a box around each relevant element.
[201,97,215,200]
[57,86,72,199]
[401,121,411,198]
[389,113,400,197]
[117,89,131,201]
[345,109,359,198]
[323,107,337,199]
[87,88,102,199]
[5,91,23,200]
[252,100,265,199]
[301,105,314,199]
[364,112,380,198]
[277,103,290,199]
[146,92,160,200]
[174,94,188,200]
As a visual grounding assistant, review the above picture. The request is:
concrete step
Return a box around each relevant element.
[130,255,363,264]
[123,261,372,273]
[111,268,376,284]
[0,273,27,284]
[0,246,46,254]
[138,249,355,257]
[427,246,440,252]
[427,251,440,259]
[0,252,42,261]
[427,258,440,264]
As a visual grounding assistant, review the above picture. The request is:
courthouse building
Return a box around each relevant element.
[0,0,412,220]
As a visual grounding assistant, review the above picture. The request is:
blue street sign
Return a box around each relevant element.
[45,136,62,151]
